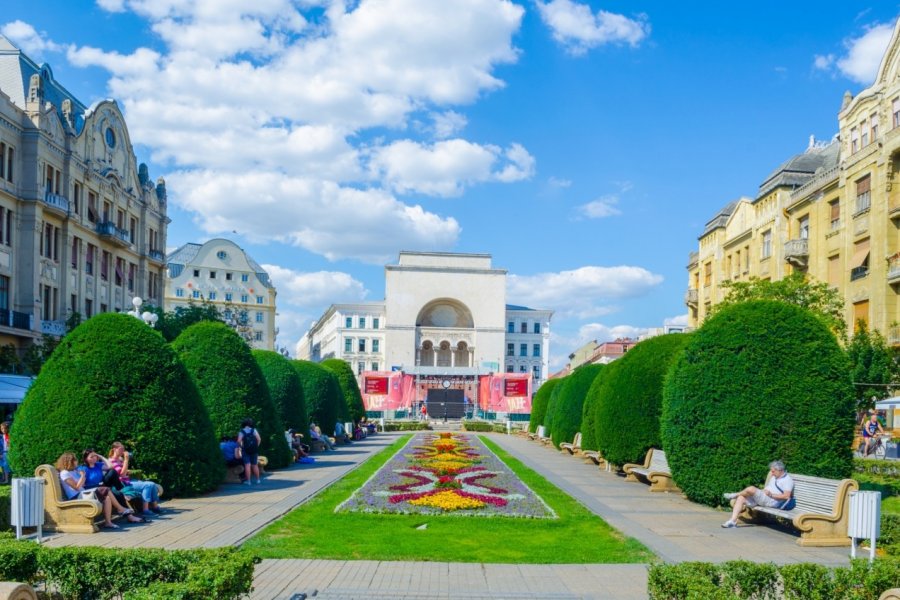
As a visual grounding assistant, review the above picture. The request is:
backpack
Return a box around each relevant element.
[241,428,259,454]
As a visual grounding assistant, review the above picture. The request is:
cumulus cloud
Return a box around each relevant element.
[49,0,531,263]
[1,20,63,59]
[814,21,894,84]
[535,0,650,55]
[664,313,688,327]
[547,176,572,188]
[577,194,620,218]
[507,265,663,318]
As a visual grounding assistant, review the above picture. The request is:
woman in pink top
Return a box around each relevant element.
[108,442,162,514]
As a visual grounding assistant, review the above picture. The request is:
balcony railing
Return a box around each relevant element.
[685,288,698,306]
[0,308,33,331]
[889,255,900,284]
[687,251,698,268]
[850,266,869,281]
[42,192,70,215]
[889,325,900,347]
[783,238,809,267]
[40,319,66,336]
[148,249,165,262]
[96,221,132,246]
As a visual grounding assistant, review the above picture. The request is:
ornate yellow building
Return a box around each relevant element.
[688,18,900,341]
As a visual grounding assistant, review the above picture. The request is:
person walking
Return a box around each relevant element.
[238,418,262,485]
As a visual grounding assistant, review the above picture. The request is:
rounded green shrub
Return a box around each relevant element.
[321,358,364,423]
[580,365,611,452]
[528,378,561,433]
[291,360,343,436]
[9,313,222,496]
[173,321,292,469]
[661,300,856,507]
[549,364,605,449]
[541,377,566,436]
[253,350,308,433]
[594,333,692,467]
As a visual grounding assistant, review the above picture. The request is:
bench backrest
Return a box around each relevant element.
[765,473,855,515]
[649,449,670,472]
[572,432,582,448]
[35,464,65,503]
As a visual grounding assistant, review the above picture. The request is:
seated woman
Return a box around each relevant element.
[107,442,163,515]
[80,449,146,523]
[56,452,141,529]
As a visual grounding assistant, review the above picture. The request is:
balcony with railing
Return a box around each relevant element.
[685,288,698,306]
[0,308,33,332]
[783,239,809,268]
[147,249,166,263]
[850,266,869,281]
[96,221,132,246]
[889,255,900,285]
[687,251,698,268]
[40,319,66,336]
[42,191,70,215]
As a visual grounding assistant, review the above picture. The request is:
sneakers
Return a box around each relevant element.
[253,479,261,485]
[723,492,739,500]
[721,520,737,528]
[242,480,251,486]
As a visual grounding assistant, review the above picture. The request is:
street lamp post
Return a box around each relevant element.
[129,297,159,328]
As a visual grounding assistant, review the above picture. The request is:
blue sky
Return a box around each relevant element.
[3,1,900,368]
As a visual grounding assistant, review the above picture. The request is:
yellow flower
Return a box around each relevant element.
[409,490,484,510]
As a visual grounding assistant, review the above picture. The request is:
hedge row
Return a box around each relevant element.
[462,422,493,432]
[648,559,900,599]
[321,358,365,423]
[383,421,431,431]
[550,364,604,448]
[292,360,343,436]
[0,487,8,531]
[528,378,561,434]
[0,540,257,599]
[253,350,308,434]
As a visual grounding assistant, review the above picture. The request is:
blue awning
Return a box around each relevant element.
[0,375,35,403]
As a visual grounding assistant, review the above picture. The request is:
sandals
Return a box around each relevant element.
[101,522,120,529]
[126,515,145,523]
[120,508,135,516]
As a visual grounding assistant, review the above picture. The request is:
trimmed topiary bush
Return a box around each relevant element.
[549,364,604,449]
[9,313,222,497]
[291,360,343,436]
[321,358,364,423]
[528,378,561,433]
[173,321,292,469]
[594,333,691,467]
[580,364,611,452]
[661,300,856,507]
[542,378,565,437]
[253,350,308,433]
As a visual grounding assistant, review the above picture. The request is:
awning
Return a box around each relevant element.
[851,239,870,268]
[0,375,35,404]
[876,397,900,410]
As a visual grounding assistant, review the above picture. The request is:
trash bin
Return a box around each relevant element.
[885,441,899,460]
[11,477,45,541]
[848,490,881,561]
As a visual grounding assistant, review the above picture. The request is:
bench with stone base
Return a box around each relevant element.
[733,473,858,547]
[224,455,269,483]
[35,464,103,534]
[622,448,679,493]
[581,450,609,470]
[560,432,582,455]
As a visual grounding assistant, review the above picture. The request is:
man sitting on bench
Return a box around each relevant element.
[721,460,795,528]
[220,435,244,481]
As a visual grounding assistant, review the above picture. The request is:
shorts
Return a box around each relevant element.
[746,489,780,509]
[242,452,258,466]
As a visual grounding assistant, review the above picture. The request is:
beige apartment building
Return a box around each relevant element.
[687,18,900,341]
[0,35,168,351]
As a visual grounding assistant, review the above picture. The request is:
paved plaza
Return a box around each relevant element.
[40,431,852,599]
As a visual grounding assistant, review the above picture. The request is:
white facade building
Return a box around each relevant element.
[297,251,553,384]
[165,238,277,350]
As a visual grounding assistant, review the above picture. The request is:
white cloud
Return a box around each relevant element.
[547,176,572,188]
[1,20,63,59]
[53,1,532,261]
[577,194,620,218]
[547,322,647,370]
[369,139,534,196]
[262,264,368,309]
[814,21,894,84]
[663,313,688,327]
[535,0,650,55]
[507,265,663,318]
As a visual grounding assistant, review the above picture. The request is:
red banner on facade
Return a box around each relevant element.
[364,376,389,395]
[478,373,532,413]
[504,378,528,397]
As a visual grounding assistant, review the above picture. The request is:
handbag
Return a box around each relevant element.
[79,488,97,500]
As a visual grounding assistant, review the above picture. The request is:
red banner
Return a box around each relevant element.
[478,374,532,413]
[504,378,528,397]
[364,376,389,395]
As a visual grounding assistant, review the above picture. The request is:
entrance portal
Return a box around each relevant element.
[426,388,464,419]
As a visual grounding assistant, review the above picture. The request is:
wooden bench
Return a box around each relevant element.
[35,464,103,534]
[622,448,679,493]
[560,432,582,455]
[527,425,546,441]
[581,450,610,470]
[733,473,858,547]
[224,455,269,483]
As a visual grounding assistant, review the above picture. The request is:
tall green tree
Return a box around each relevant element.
[321,359,364,423]
[715,272,846,340]
[847,321,897,411]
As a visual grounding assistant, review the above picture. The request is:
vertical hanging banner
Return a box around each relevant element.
[362,371,416,411]
[478,373,532,413]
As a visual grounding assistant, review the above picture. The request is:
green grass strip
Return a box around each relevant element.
[243,434,654,563]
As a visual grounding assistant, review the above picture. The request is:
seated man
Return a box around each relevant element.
[334,421,351,444]
[219,435,245,481]
[861,413,885,456]
[721,460,795,528]
[310,423,335,451]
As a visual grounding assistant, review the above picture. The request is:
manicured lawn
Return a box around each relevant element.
[243,434,654,563]
[884,496,900,515]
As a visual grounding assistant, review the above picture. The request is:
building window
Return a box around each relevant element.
[101,251,110,281]
[798,215,809,239]
[4,145,12,183]
[128,263,135,291]
[209,271,216,279]
[851,127,859,153]
[217,251,227,260]
[256,296,264,304]
[72,182,81,215]
[241,274,249,282]
[345,316,352,328]
[703,262,712,286]
[225,292,232,301]
[372,362,379,371]
[176,288,184,297]
[519,343,527,357]
[225,272,232,281]
[761,230,772,259]
[190,290,199,299]
[85,244,94,275]
[507,321,514,333]
[114,258,124,286]
[895,97,900,128]
[255,311,263,323]
[359,317,366,329]
[851,238,870,281]
[506,365,514,373]
[208,292,217,300]
[241,294,248,303]
[85,298,93,317]
[193,269,200,277]
[0,207,11,246]
[853,300,869,331]
[506,343,514,356]
[254,331,263,341]
[519,366,526,373]
[0,275,8,310]
[871,113,879,141]
[358,339,366,352]
[860,120,869,147]
[372,339,380,352]
[534,322,541,334]
[520,322,527,333]
[373,317,379,329]
[533,366,540,380]
[533,344,540,357]
[856,175,871,213]
[345,338,352,352]
[827,254,840,287]
[829,200,840,230]
[358,362,365,375]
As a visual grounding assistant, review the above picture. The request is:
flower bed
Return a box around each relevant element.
[337,433,556,518]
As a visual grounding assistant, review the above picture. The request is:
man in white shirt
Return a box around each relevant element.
[721,460,795,528]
